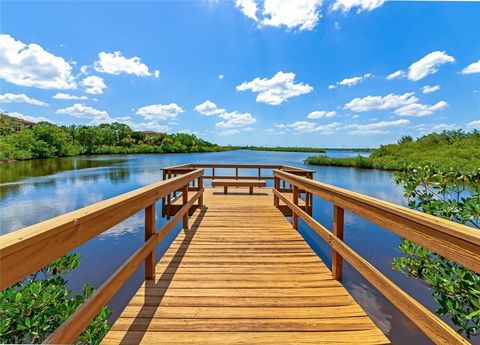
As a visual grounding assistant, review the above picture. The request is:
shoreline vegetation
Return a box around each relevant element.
[305,131,480,172]
[0,115,228,162]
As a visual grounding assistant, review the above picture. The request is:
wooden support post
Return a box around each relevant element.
[258,168,261,180]
[182,185,188,229]
[249,186,253,195]
[145,204,155,280]
[332,205,344,281]
[273,176,279,207]
[212,167,215,179]
[293,186,299,229]
[235,167,239,180]
[224,186,228,194]
[161,171,166,217]
[198,177,204,206]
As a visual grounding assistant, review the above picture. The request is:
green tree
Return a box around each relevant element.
[393,166,480,339]
[0,254,111,344]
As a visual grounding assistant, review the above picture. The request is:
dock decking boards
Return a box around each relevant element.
[102,188,390,345]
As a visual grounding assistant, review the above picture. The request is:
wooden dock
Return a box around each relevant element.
[1,164,478,344]
[102,188,389,344]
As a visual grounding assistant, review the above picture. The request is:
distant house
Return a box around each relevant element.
[15,118,36,131]
[0,113,36,132]
[144,130,160,137]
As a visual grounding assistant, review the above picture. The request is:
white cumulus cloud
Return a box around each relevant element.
[136,103,184,121]
[0,93,48,106]
[330,0,385,12]
[94,51,158,77]
[194,100,225,116]
[82,76,106,95]
[237,71,313,105]
[286,120,341,134]
[421,85,441,94]
[394,101,448,117]
[216,111,257,128]
[344,92,418,112]
[467,120,480,128]
[461,59,480,75]
[0,34,76,89]
[261,0,323,31]
[386,70,405,80]
[408,51,455,81]
[55,103,111,124]
[347,119,410,135]
[329,73,372,89]
[306,110,336,119]
[7,111,52,123]
[53,93,88,100]
[236,0,259,21]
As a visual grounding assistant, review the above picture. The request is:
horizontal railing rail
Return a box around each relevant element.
[273,169,479,345]
[162,163,314,181]
[0,169,204,344]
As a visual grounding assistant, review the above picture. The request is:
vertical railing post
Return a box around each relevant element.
[293,186,299,229]
[161,170,166,217]
[332,205,344,281]
[235,167,239,180]
[198,175,204,207]
[182,184,189,229]
[145,204,156,280]
[274,175,279,207]
[258,167,261,180]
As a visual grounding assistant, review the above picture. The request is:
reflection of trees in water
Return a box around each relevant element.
[0,157,129,200]
[0,156,126,184]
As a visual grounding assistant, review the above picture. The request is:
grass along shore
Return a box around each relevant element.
[305,130,480,172]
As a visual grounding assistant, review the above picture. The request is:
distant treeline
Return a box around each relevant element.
[240,146,326,153]
[0,114,225,161]
[305,130,480,172]
[239,146,372,153]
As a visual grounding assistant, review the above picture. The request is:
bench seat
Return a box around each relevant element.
[212,179,266,194]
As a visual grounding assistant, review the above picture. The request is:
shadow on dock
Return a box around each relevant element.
[118,206,208,345]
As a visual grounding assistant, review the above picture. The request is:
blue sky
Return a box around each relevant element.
[1,0,479,147]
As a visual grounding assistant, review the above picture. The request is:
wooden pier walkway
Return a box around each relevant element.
[1,164,478,344]
[102,188,389,344]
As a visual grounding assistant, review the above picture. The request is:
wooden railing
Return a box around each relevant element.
[0,169,204,344]
[273,169,480,345]
[162,163,315,217]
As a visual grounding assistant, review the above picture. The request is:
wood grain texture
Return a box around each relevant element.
[102,188,389,345]
[274,169,480,274]
[274,187,470,345]
[0,169,204,290]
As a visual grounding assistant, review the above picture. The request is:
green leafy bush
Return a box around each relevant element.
[305,130,480,171]
[0,254,111,344]
[393,166,480,339]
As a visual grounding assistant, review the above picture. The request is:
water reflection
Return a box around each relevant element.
[0,151,468,344]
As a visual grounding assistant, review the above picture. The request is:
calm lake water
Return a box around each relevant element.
[0,150,474,344]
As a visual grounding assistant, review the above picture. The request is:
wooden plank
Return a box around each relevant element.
[104,188,389,345]
[0,169,204,290]
[212,179,267,187]
[101,331,389,345]
[274,169,480,273]
[275,188,469,345]
[43,188,204,344]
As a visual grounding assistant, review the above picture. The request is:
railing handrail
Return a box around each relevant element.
[0,169,204,290]
[273,169,480,272]
[162,163,316,173]
[273,169,478,345]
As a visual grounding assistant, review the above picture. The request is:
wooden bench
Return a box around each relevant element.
[212,179,266,194]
